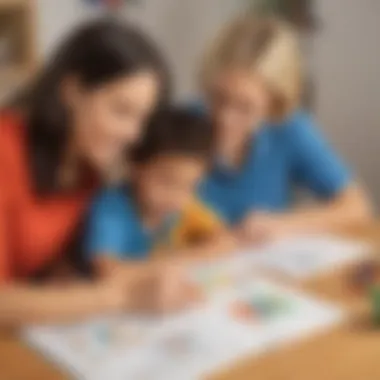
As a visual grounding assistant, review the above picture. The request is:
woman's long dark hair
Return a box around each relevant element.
[26,19,170,279]
[26,18,170,195]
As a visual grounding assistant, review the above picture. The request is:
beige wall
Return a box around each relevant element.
[123,0,242,100]
[36,0,89,57]
[312,0,380,208]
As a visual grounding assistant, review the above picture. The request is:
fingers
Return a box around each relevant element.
[156,265,201,314]
[236,224,267,245]
[112,259,206,315]
[122,262,199,315]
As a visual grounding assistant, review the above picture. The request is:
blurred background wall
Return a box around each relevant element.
[3,0,380,208]
[311,0,380,210]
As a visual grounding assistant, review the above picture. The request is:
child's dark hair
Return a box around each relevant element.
[131,108,215,164]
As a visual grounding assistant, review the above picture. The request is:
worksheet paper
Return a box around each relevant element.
[254,235,369,279]
[24,278,344,380]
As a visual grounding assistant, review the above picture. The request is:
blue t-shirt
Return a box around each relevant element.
[84,186,176,260]
[199,110,351,225]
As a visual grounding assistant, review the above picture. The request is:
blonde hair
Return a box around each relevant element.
[201,15,303,120]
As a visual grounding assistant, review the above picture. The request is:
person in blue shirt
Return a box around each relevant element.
[197,15,372,242]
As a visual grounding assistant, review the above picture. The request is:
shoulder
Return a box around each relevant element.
[277,109,318,139]
[261,109,322,152]
[85,186,137,255]
[266,109,314,135]
[90,186,134,220]
[0,112,27,184]
[0,111,23,132]
[0,112,25,159]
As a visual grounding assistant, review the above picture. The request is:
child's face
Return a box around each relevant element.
[134,155,206,217]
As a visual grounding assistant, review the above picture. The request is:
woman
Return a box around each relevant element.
[0,20,183,326]
[198,15,372,242]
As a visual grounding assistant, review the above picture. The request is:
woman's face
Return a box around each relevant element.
[66,70,160,172]
[205,68,270,149]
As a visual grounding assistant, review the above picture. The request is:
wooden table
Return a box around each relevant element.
[1,225,380,380]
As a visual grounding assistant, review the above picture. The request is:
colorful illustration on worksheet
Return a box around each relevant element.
[229,288,295,324]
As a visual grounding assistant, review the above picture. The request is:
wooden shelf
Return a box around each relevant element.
[0,0,35,106]
[0,0,29,12]
[0,65,31,106]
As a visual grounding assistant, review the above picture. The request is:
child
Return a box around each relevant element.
[85,109,233,281]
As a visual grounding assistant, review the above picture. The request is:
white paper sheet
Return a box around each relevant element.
[24,277,344,380]
[254,235,369,279]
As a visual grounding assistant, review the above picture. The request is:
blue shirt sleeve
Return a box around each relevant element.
[84,188,131,260]
[287,111,351,198]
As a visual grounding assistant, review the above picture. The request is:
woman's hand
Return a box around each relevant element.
[237,186,373,246]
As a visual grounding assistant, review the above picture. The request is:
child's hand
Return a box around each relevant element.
[236,212,296,244]
[211,232,240,255]
[96,263,155,313]
[154,262,203,313]
[108,261,202,315]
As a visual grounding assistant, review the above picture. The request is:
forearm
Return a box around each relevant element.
[285,185,372,235]
[0,283,120,327]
